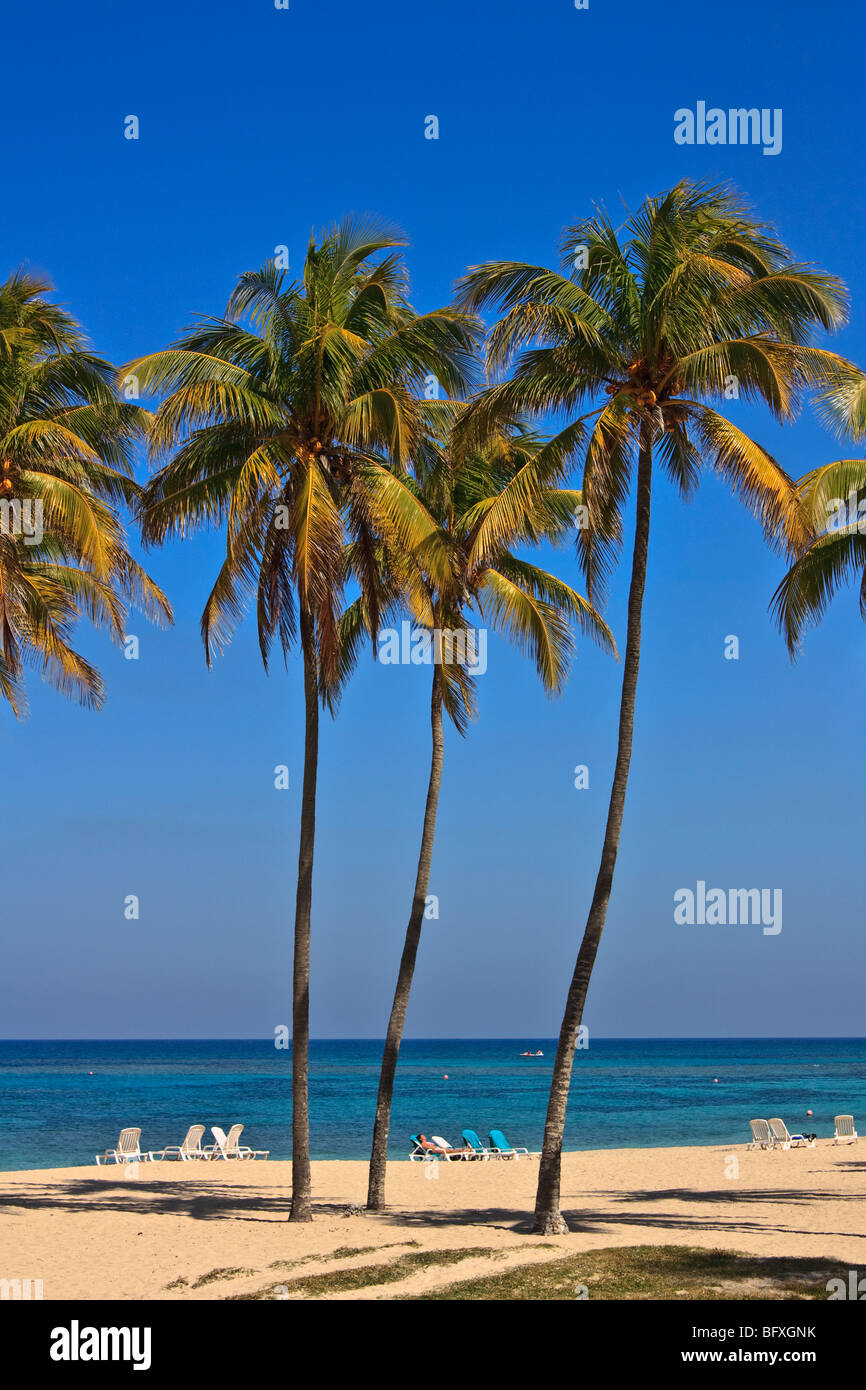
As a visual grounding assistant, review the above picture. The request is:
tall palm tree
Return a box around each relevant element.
[353,411,615,1210]
[773,374,866,648]
[456,180,853,1233]
[0,269,170,715]
[131,220,481,1220]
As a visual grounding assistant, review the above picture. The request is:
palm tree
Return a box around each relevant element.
[130,220,481,1220]
[0,269,170,715]
[772,374,866,648]
[456,180,854,1233]
[355,411,615,1210]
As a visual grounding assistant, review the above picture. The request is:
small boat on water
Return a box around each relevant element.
[519,1050,544,1057]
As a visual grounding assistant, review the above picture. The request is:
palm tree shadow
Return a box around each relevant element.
[0,1178,293,1222]
[363,1205,538,1235]
[553,1183,866,1242]
[610,1186,865,1206]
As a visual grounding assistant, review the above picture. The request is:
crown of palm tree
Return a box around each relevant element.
[456,179,857,603]
[337,406,615,732]
[133,218,483,687]
[772,449,866,653]
[0,269,171,715]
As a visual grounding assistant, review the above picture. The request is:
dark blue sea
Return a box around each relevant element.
[1,1038,864,1171]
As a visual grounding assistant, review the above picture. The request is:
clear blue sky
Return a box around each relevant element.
[2,0,863,1038]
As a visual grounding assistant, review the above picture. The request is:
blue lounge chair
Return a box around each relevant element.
[488,1128,540,1160]
[461,1128,492,1160]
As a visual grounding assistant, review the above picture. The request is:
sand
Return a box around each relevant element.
[1,1140,864,1300]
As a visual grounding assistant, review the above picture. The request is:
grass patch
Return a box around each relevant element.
[330,1244,418,1259]
[180,1241,427,1294]
[411,1245,852,1301]
[229,1246,494,1300]
[192,1265,255,1289]
[266,1240,421,1273]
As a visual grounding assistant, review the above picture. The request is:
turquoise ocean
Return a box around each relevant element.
[1,1038,864,1171]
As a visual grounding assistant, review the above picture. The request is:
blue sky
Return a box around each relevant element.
[1,0,863,1038]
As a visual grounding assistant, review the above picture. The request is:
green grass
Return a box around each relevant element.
[170,1241,427,1294]
[191,1266,255,1289]
[410,1245,852,1301]
[228,1246,494,1300]
[189,1241,849,1302]
[265,1240,421,1273]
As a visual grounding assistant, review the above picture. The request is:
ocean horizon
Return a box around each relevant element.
[2,1036,864,1173]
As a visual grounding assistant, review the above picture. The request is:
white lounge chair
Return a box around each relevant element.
[834,1115,858,1144]
[768,1118,814,1150]
[748,1119,774,1150]
[205,1124,269,1160]
[96,1127,149,1165]
[149,1124,207,1161]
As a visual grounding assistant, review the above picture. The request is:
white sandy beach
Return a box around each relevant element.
[2,1140,864,1300]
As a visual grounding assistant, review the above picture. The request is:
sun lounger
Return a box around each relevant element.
[488,1128,540,1160]
[768,1118,814,1149]
[834,1115,858,1144]
[149,1124,206,1161]
[204,1124,269,1160]
[408,1133,463,1161]
[96,1127,149,1165]
[461,1128,493,1160]
[432,1133,472,1159]
[748,1119,774,1150]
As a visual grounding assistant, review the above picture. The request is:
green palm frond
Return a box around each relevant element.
[773,455,866,652]
[0,649,25,716]
[477,567,575,695]
[0,268,171,716]
[814,369,866,441]
[457,178,853,612]
[494,555,617,656]
[691,408,811,555]
[460,423,586,564]
[772,524,866,654]
[137,225,482,695]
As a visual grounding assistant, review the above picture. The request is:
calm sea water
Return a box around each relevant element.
[1,1038,864,1172]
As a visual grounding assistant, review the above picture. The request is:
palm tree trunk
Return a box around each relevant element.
[533,434,653,1235]
[366,665,444,1211]
[289,606,318,1222]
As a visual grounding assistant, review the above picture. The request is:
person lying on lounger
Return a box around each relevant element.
[417,1133,470,1156]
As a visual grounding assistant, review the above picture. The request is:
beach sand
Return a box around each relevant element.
[2,1140,863,1300]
